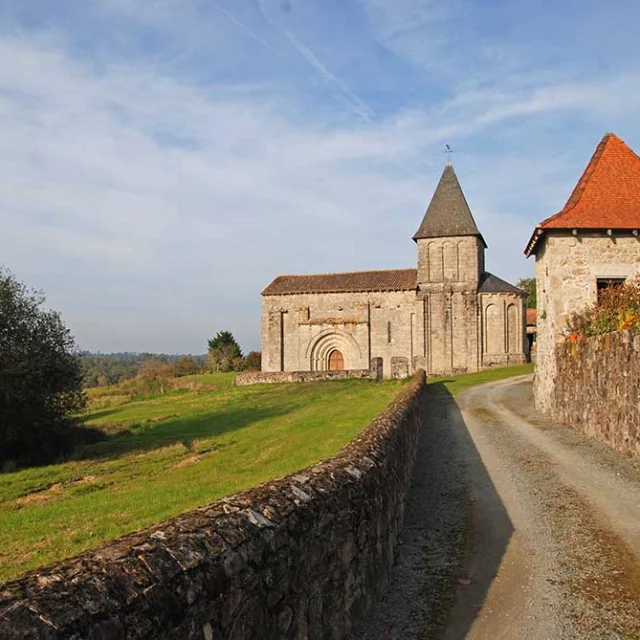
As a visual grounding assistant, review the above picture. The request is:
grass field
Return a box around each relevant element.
[432,363,533,397]
[0,364,532,582]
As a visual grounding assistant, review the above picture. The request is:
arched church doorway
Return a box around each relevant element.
[328,349,344,371]
[307,330,361,371]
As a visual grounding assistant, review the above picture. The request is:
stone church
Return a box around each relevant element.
[261,164,528,378]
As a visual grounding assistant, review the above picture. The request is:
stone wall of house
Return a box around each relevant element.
[534,233,640,413]
[0,372,426,640]
[549,330,640,459]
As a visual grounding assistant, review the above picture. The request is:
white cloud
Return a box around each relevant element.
[2,2,640,352]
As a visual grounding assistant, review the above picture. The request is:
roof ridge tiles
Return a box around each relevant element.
[270,267,416,279]
[525,132,640,256]
[262,268,418,296]
[534,135,612,229]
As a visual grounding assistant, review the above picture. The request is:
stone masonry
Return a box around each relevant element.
[550,330,640,459]
[262,164,527,379]
[526,133,640,413]
[0,373,426,640]
[534,234,640,412]
[235,365,380,386]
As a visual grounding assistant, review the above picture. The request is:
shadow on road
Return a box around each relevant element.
[353,382,513,639]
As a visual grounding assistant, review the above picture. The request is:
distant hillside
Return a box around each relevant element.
[79,352,207,388]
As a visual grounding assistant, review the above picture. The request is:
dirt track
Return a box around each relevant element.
[353,375,640,639]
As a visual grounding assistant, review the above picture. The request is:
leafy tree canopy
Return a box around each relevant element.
[0,268,87,466]
[207,331,243,372]
[207,331,241,352]
[244,351,262,371]
[517,277,537,309]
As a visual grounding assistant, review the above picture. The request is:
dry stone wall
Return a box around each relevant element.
[0,372,426,640]
[235,366,380,386]
[549,330,640,459]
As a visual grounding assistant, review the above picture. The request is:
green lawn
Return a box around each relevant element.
[0,364,532,582]
[430,363,533,396]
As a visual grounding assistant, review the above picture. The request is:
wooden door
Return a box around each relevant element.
[328,350,344,371]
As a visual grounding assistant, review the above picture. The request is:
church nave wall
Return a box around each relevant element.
[261,290,420,378]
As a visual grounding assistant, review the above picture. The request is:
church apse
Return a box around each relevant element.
[480,293,527,367]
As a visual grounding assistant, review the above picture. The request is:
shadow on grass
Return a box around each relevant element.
[353,382,513,638]
[3,379,378,472]
[72,400,301,462]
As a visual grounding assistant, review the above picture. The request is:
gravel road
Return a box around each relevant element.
[353,375,640,639]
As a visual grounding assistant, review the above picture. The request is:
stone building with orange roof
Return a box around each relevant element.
[261,164,528,379]
[525,132,640,410]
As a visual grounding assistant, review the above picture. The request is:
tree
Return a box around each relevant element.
[244,351,261,371]
[517,277,537,309]
[172,355,201,377]
[207,331,243,372]
[0,268,87,466]
[137,355,172,380]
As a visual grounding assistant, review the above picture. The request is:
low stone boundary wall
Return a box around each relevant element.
[0,371,426,639]
[236,368,378,386]
[550,330,640,459]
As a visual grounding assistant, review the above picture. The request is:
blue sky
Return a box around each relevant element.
[1,0,639,353]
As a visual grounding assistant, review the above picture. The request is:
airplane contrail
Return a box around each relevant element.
[257,0,374,122]
[212,2,279,54]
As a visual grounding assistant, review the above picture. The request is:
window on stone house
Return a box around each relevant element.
[596,278,626,303]
[387,321,392,344]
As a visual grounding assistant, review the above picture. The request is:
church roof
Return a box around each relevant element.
[478,272,527,296]
[413,164,487,247]
[262,268,417,296]
[525,132,640,256]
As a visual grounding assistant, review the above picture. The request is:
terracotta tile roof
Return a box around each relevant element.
[262,268,418,296]
[526,132,640,255]
[526,309,537,326]
[478,272,527,296]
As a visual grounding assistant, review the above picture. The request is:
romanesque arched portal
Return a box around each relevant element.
[306,330,362,371]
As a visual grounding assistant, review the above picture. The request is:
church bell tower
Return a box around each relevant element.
[413,162,486,288]
[413,163,485,373]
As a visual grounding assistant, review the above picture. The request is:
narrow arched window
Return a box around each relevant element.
[387,321,392,344]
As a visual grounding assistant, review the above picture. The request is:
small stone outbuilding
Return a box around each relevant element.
[526,309,537,356]
[261,164,528,379]
[525,132,640,411]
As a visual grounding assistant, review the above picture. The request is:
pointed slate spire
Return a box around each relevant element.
[413,164,486,246]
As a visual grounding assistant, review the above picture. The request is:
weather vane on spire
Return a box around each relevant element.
[445,144,453,165]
